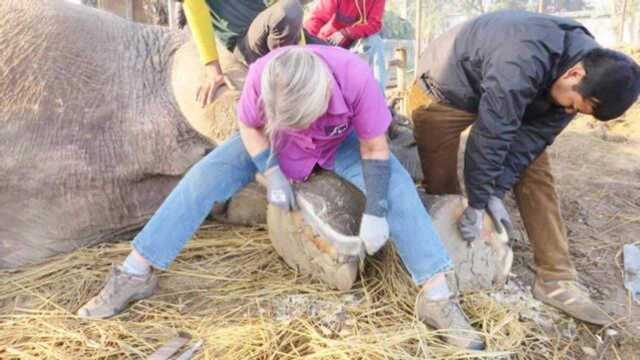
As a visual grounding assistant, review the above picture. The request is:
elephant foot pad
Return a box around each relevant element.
[268,206,361,291]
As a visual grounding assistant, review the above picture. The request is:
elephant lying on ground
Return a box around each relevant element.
[0,0,511,292]
[1,0,226,268]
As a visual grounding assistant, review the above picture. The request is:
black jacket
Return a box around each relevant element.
[417,11,599,209]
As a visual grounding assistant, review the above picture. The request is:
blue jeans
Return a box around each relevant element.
[133,132,452,285]
[351,34,387,91]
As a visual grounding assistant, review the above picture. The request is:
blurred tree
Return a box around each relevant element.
[79,0,168,25]
[543,0,588,12]
[458,0,488,14]
[421,0,450,42]
[489,0,530,11]
[142,0,168,25]
[611,0,632,43]
[538,0,546,13]
[381,11,414,39]
[383,0,449,40]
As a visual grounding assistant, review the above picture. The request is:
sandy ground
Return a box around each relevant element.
[505,110,640,358]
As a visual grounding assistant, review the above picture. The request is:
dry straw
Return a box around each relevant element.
[0,223,610,359]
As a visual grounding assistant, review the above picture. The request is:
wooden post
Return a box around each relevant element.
[167,0,176,28]
[633,12,640,48]
[400,0,408,19]
[124,0,134,20]
[414,0,423,75]
[394,47,408,114]
[395,47,407,92]
[537,0,545,13]
[619,0,629,44]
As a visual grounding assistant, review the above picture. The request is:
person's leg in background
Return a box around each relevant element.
[515,152,610,325]
[407,83,475,194]
[235,0,304,64]
[351,34,387,91]
[332,132,485,350]
[77,133,261,318]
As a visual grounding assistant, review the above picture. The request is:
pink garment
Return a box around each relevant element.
[237,45,391,181]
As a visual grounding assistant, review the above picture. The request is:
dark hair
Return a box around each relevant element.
[577,48,640,120]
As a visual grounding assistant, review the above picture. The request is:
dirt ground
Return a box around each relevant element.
[505,107,640,358]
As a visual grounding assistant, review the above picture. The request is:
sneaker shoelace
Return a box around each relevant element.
[547,280,591,305]
[97,269,126,303]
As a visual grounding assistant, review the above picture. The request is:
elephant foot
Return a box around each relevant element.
[268,207,359,291]
[267,171,366,291]
[211,182,268,226]
[421,192,513,293]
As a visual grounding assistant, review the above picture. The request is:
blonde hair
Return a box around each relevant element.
[260,47,333,150]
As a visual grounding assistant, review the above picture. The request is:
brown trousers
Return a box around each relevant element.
[407,82,576,281]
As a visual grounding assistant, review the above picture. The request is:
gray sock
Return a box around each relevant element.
[424,278,452,301]
[121,251,151,276]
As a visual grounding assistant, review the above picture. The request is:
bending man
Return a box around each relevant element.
[409,10,640,326]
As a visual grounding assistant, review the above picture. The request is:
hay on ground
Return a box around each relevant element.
[0,223,627,359]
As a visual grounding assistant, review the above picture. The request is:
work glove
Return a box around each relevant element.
[486,196,515,239]
[359,159,391,255]
[458,206,484,243]
[265,166,297,211]
[359,213,390,255]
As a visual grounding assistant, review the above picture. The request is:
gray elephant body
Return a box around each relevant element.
[0,1,213,267]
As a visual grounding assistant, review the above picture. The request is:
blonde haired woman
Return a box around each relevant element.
[77,46,484,350]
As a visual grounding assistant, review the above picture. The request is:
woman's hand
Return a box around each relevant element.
[265,166,297,211]
[239,123,297,211]
[328,31,346,46]
[195,60,225,108]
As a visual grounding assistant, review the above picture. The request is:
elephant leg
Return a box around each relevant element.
[211,182,268,226]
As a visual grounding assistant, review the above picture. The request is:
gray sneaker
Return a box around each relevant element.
[532,278,611,326]
[77,265,158,319]
[416,292,486,351]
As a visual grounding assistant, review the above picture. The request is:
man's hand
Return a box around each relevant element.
[328,31,346,46]
[458,207,484,243]
[359,214,390,255]
[195,60,225,108]
[487,196,515,238]
[265,166,297,211]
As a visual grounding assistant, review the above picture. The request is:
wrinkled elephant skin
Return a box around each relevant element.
[0,0,234,268]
